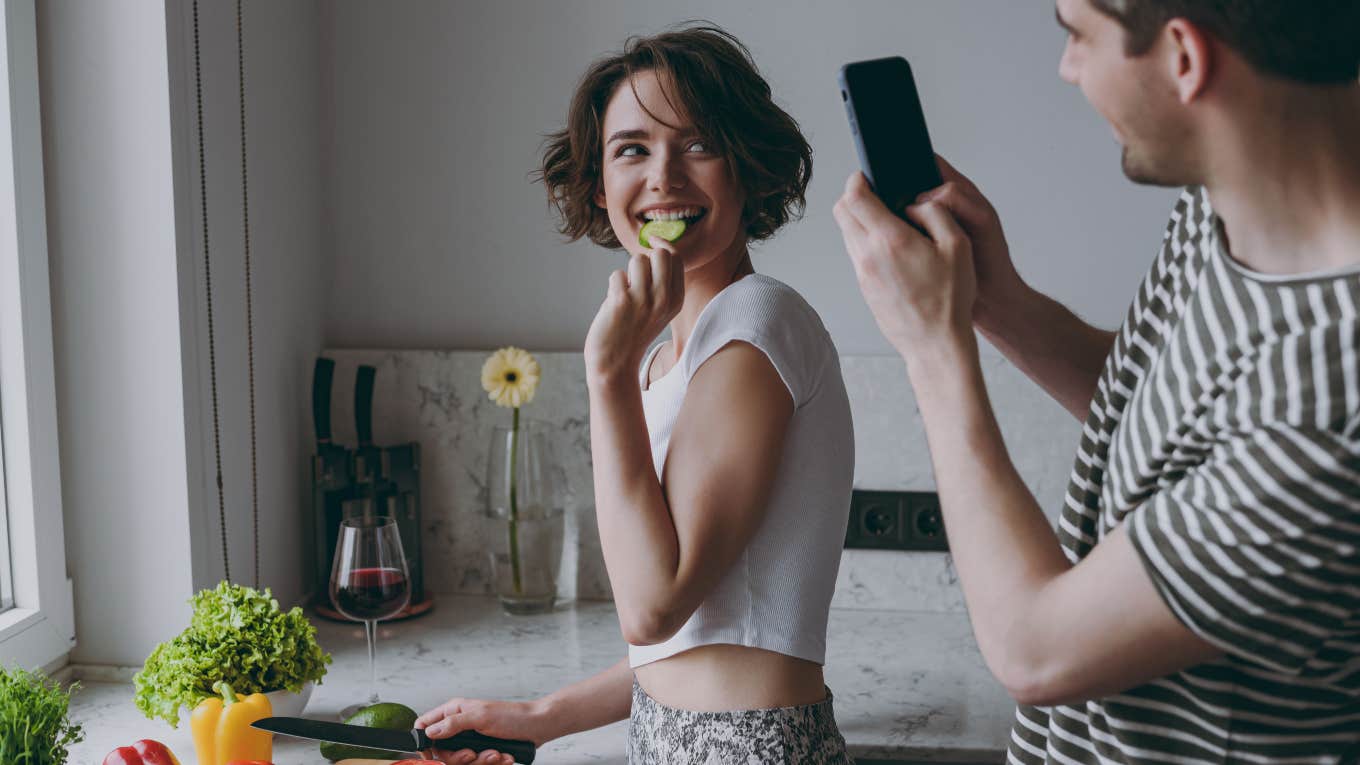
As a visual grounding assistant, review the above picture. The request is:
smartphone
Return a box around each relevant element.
[838,56,942,218]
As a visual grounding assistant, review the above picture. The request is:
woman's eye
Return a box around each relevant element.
[617,144,645,158]
[687,141,710,153]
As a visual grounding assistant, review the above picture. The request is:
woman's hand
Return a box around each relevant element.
[414,696,557,765]
[833,170,977,357]
[584,242,685,385]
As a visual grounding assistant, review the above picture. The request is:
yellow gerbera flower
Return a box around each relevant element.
[481,346,541,408]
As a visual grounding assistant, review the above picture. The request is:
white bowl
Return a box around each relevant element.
[265,681,314,717]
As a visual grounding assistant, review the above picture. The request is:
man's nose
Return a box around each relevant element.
[1058,39,1079,85]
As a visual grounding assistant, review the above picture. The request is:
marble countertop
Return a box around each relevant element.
[66,595,1012,763]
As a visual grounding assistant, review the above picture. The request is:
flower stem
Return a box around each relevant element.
[508,407,523,595]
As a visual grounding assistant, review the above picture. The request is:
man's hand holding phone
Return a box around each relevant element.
[914,156,1029,333]
[837,57,1030,349]
[834,167,978,358]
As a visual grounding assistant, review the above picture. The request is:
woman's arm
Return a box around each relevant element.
[588,341,793,645]
[416,657,635,765]
[582,244,796,646]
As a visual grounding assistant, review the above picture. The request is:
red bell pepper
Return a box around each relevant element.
[103,740,181,765]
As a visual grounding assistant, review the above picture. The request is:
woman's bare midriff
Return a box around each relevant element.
[632,643,827,712]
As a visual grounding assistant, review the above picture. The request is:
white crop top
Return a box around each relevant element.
[628,273,855,669]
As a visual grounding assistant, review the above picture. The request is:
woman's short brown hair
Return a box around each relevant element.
[536,24,813,249]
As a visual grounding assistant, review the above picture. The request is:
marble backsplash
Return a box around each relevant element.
[322,345,1080,612]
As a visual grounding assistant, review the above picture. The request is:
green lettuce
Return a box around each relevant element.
[134,582,332,727]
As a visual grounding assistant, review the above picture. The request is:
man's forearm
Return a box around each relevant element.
[902,332,1073,689]
[976,283,1115,421]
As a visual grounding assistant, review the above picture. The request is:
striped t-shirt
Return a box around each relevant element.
[1010,187,1360,763]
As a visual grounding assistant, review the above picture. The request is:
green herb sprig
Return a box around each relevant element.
[0,666,83,765]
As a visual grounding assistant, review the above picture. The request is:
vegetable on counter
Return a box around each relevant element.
[102,739,181,765]
[190,681,273,765]
[0,665,84,765]
[320,701,419,761]
[134,581,332,727]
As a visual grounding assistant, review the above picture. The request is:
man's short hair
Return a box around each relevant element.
[1090,0,1360,84]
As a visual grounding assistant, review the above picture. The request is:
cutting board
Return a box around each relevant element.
[334,760,402,765]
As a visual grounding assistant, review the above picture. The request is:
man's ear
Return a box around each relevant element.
[1164,18,1213,103]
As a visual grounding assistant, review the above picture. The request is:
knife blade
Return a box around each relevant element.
[251,717,536,764]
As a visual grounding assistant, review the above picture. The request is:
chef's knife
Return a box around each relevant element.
[251,717,536,764]
[312,357,348,492]
[313,357,337,447]
[356,364,376,449]
[354,364,382,489]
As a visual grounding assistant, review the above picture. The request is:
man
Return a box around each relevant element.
[833,0,1359,762]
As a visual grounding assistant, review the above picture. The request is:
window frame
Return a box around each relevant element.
[0,0,75,671]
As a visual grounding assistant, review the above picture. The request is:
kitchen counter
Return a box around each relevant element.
[66,595,1012,763]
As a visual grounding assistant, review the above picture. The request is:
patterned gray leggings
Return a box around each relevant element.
[627,682,853,764]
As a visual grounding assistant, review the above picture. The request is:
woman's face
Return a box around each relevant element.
[594,70,747,272]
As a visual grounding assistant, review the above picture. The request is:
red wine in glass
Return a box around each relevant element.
[330,516,410,718]
[334,567,409,619]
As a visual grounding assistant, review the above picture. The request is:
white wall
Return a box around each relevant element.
[38,0,199,667]
[38,0,324,666]
[322,0,1178,353]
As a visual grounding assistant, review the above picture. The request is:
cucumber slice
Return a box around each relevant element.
[639,219,687,248]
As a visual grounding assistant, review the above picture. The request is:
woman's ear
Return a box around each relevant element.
[594,186,607,209]
[1164,18,1214,104]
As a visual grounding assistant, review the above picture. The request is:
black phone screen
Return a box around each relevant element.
[839,57,942,217]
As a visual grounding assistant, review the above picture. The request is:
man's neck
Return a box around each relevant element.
[1204,83,1360,276]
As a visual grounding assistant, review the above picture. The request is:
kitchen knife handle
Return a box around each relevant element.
[415,728,536,764]
[356,364,376,447]
[312,357,336,444]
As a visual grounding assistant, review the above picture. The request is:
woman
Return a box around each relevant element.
[418,25,855,764]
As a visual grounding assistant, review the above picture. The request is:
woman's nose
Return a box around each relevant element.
[647,153,687,191]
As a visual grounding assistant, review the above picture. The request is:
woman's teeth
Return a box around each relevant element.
[642,207,703,222]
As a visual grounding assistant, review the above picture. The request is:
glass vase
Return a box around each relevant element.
[485,417,564,614]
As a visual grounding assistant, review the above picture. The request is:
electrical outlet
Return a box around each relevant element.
[845,489,948,551]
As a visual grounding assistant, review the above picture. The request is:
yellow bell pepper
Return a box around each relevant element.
[190,681,273,765]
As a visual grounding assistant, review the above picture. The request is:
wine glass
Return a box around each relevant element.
[330,514,411,719]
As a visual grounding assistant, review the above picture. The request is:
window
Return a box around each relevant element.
[0,0,75,670]
[1,426,14,614]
